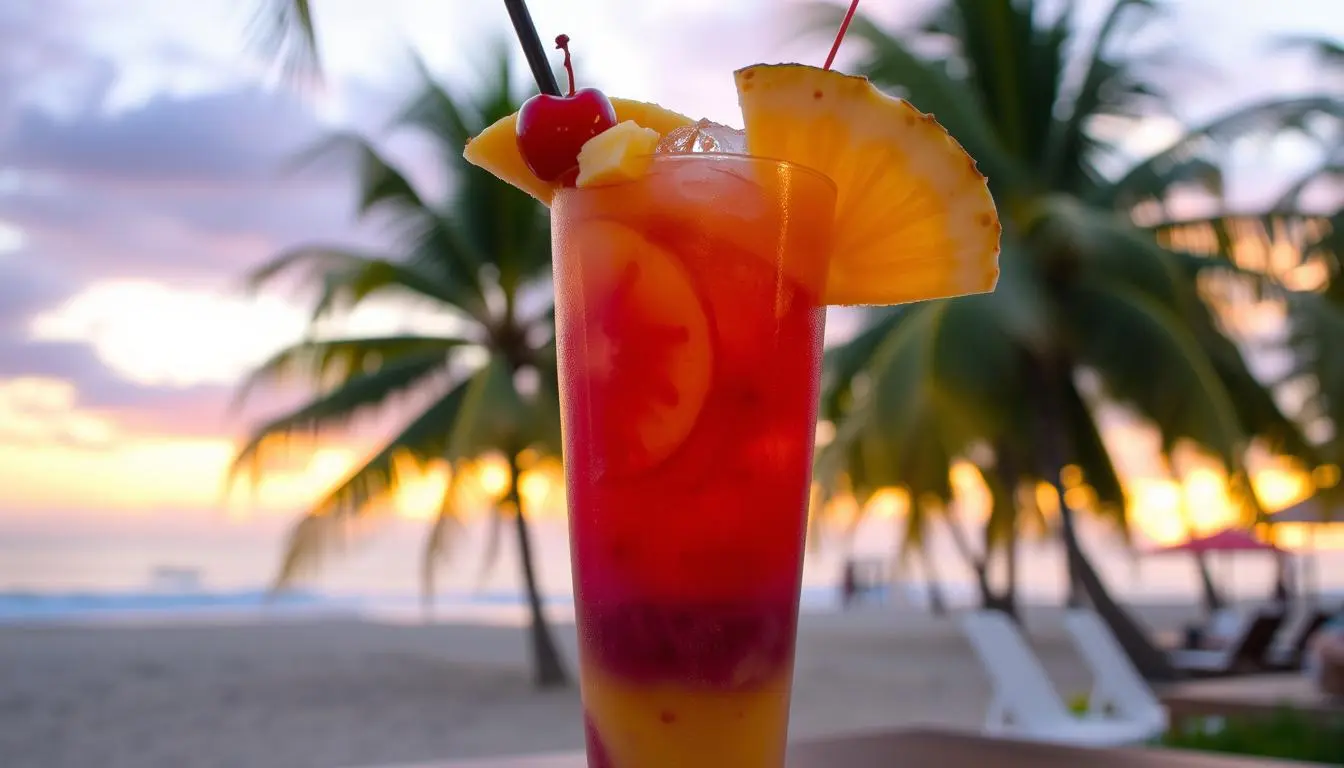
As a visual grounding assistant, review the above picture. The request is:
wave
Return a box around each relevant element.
[0,583,963,626]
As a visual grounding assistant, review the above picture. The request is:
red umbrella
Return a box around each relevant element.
[1145,527,1279,556]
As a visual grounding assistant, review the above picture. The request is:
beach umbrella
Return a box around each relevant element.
[1145,528,1281,610]
[1267,496,1343,602]
[1144,527,1279,556]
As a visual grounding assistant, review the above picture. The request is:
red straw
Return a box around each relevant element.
[824,0,862,71]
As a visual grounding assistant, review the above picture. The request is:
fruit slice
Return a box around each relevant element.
[577,120,661,188]
[553,219,712,476]
[465,99,694,205]
[735,64,1000,306]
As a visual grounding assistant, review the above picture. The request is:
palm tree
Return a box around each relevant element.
[1150,34,1342,468]
[230,52,571,688]
[1284,226,1344,465]
[809,0,1336,680]
[249,0,321,83]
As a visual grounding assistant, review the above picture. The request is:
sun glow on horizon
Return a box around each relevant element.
[817,451,1341,550]
[3,370,1342,553]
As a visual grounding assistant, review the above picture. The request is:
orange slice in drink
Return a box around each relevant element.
[735,64,1000,306]
[465,99,694,205]
[553,218,712,476]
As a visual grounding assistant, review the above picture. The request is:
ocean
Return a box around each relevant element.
[1,515,1339,625]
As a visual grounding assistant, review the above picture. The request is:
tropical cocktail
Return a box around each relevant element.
[553,151,834,766]
[464,9,1000,766]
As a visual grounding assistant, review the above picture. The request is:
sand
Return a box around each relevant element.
[0,603,1201,768]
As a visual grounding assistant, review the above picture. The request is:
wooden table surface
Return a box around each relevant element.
[379,728,1319,768]
[1161,673,1343,726]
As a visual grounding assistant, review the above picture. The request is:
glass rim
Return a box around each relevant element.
[612,151,838,195]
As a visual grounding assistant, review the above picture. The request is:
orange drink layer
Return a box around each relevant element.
[551,153,835,768]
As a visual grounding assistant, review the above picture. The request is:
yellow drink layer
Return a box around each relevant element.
[582,663,794,768]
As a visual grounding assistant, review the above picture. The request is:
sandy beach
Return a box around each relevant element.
[0,602,1206,768]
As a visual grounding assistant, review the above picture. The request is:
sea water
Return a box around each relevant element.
[1,513,1339,625]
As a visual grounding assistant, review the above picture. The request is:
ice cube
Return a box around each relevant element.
[655,118,746,154]
[649,150,770,232]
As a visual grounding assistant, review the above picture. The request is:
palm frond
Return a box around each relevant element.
[1031,195,1191,312]
[925,294,1031,446]
[422,469,465,610]
[1044,0,1165,193]
[1058,378,1128,528]
[1153,212,1336,279]
[820,306,908,420]
[980,239,1055,353]
[943,0,1041,160]
[1068,277,1246,467]
[800,4,1022,192]
[245,245,485,324]
[1096,96,1344,208]
[393,56,485,162]
[1274,34,1344,69]
[248,0,321,84]
[443,357,527,462]
[234,335,473,406]
[230,352,454,484]
[395,54,554,305]
[1284,290,1344,462]
[475,479,509,586]
[271,372,482,586]
[857,304,959,501]
[288,132,427,225]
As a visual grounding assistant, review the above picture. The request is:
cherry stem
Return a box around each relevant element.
[556,34,576,97]
[824,0,862,71]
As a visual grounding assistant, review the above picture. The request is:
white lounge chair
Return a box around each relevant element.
[1266,606,1332,670]
[1062,610,1168,731]
[959,611,1163,747]
[1168,608,1285,675]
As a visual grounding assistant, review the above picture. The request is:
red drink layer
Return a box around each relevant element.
[552,154,835,768]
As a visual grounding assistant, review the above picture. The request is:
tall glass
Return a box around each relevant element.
[551,153,835,768]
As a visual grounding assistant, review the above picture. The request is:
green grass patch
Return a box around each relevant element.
[1161,709,1344,764]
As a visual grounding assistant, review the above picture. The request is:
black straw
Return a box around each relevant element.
[503,0,561,96]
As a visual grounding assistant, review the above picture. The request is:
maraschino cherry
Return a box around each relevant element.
[516,35,618,185]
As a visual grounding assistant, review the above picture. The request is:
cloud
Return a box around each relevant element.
[0,0,386,289]
[0,81,358,278]
[2,87,327,184]
[0,260,72,330]
[0,70,456,449]
[0,1,104,121]
[0,377,119,447]
[0,335,236,433]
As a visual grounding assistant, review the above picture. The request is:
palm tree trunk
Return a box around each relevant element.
[1192,550,1224,614]
[507,450,570,689]
[941,508,1000,613]
[1051,489,1179,680]
[993,454,1022,619]
[920,540,948,615]
[1037,365,1179,681]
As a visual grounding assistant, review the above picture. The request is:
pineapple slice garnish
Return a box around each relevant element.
[465,99,693,206]
[736,64,1000,306]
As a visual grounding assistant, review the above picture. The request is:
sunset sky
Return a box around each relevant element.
[1,0,1341,545]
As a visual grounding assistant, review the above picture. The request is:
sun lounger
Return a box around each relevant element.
[1265,606,1332,670]
[1168,609,1285,676]
[1062,610,1168,731]
[960,611,1164,746]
